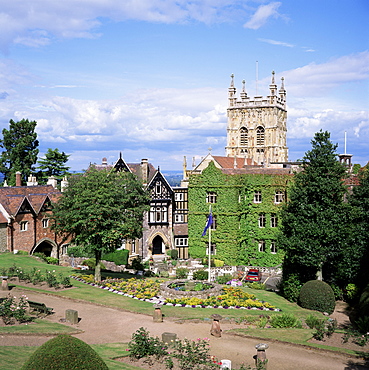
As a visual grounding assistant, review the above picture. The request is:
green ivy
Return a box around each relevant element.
[188,162,291,266]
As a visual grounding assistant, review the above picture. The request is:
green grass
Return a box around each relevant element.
[0,343,142,370]
[0,319,82,335]
[229,327,359,356]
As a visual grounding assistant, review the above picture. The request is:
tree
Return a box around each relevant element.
[0,119,39,185]
[278,130,348,287]
[348,165,369,289]
[37,148,70,183]
[51,166,149,281]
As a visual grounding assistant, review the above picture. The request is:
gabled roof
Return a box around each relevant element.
[128,162,156,184]
[147,170,174,196]
[92,155,156,185]
[0,185,60,221]
[193,154,259,173]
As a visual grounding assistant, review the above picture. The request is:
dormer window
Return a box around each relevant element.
[240,127,248,146]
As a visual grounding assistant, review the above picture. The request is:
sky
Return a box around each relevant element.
[0,0,368,172]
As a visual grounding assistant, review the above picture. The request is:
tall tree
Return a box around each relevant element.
[51,166,149,281]
[0,118,39,185]
[278,130,348,286]
[37,148,70,183]
[348,165,369,289]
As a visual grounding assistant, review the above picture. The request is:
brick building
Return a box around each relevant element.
[0,172,70,257]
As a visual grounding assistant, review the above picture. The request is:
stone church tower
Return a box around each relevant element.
[225,72,288,164]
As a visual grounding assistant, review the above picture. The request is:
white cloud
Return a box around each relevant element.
[258,38,294,47]
[0,0,252,50]
[244,2,281,30]
[275,51,369,97]
[16,88,227,150]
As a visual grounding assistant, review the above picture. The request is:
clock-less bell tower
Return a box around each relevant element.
[226,72,288,164]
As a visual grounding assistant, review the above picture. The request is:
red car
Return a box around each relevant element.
[245,269,261,282]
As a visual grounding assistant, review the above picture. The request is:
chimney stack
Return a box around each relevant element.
[16,172,22,186]
[141,159,149,185]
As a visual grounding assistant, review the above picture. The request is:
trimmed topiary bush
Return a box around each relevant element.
[298,280,335,314]
[21,334,108,370]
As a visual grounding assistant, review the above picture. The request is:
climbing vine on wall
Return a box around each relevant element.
[188,162,292,267]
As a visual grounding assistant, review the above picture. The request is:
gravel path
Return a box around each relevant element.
[1,287,368,370]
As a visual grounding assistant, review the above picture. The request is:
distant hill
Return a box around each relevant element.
[162,171,183,187]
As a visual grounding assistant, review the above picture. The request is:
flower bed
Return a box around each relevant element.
[1,264,72,289]
[72,275,280,311]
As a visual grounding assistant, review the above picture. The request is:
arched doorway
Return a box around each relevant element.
[152,235,164,255]
[32,240,54,257]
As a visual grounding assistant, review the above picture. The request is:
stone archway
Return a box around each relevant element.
[32,240,56,257]
[152,235,164,255]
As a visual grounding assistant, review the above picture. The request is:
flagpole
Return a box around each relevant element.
[208,206,211,283]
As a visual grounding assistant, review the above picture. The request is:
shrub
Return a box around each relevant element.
[131,257,144,271]
[345,283,359,303]
[247,282,266,290]
[0,295,30,325]
[193,269,208,281]
[128,327,167,360]
[21,334,108,370]
[305,314,322,329]
[214,259,224,267]
[270,313,300,328]
[82,258,106,270]
[32,252,47,262]
[330,284,344,300]
[176,268,189,279]
[159,271,169,278]
[45,257,59,265]
[298,280,335,314]
[281,274,301,302]
[169,249,178,260]
[16,250,28,255]
[312,318,337,340]
[216,274,233,284]
[102,249,129,266]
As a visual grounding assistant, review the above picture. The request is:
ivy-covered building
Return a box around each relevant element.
[187,160,293,266]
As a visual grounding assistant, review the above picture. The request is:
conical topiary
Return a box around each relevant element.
[21,334,108,370]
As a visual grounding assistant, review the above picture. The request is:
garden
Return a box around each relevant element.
[0,253,368,369]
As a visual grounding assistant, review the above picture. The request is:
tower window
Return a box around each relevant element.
[240,127,248,146]
[256,126,265,146]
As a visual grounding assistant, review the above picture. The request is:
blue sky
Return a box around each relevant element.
[0,0,368,171]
